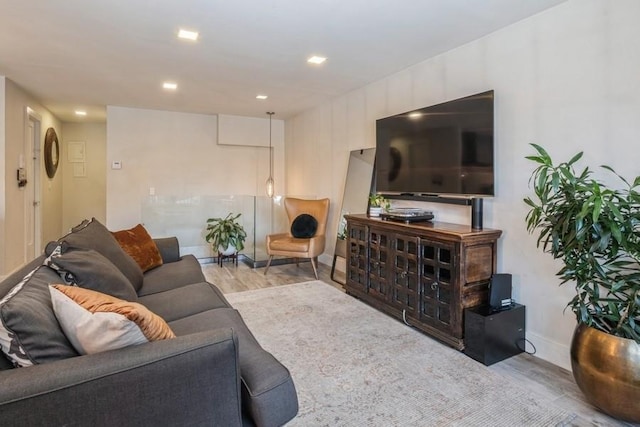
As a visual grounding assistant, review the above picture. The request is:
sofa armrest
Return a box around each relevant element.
[154,237,181,263]
[0,329,242,427]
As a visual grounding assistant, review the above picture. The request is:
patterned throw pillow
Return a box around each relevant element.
[0,266,79,367]
[44,243,138,302]
[49,285,175,355]
[54,218,144,291]
[111,224,163,272]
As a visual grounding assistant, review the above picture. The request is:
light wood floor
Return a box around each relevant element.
[201,260,636,427]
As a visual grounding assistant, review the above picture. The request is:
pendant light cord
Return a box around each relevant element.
[268,112,273,177]
[266,112,275,197]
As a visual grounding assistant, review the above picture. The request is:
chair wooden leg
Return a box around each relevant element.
[264,256,273,275]
[310,257,319,280]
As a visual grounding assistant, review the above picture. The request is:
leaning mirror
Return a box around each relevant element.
[331,148,376,284]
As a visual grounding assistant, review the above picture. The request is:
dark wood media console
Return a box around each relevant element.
[344,214,502,350]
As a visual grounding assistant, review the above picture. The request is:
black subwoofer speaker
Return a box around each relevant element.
[464,304,526,365]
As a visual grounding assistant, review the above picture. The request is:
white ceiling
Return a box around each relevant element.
[0,0,567,122]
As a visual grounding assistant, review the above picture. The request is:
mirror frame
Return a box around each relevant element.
[331,148,376,284]
[44,127,60,179]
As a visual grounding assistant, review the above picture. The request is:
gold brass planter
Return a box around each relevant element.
[570,323,640,423]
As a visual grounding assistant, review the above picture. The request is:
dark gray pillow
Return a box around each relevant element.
[44,243,138,302]
[53,218,143,292]
[0,266,79,367]
[291,214,318,238]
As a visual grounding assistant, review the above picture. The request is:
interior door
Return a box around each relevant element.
[25,115,42,261]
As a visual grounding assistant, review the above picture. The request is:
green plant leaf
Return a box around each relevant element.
[592,197,602,223]
[524,145,640,343]
[567,151,583,165]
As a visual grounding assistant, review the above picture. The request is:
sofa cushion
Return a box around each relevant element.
[169,308,298,426]
[138,254,205,296]
[50,285,175,355]
[112,224,163,273]
[44,243,138,302]
[153,237,181,263]
[55,218,144,291]
[138,282,230,322]
[0,266,78,367]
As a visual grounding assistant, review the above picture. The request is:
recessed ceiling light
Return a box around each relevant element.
[178,29,199,41]
[163,82,178,90]
[408,112,422,120]
[256,95,268,100]
[307,56,327,65]
[74,110,87,116]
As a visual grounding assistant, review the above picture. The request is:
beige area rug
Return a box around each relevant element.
[225,281,575,426]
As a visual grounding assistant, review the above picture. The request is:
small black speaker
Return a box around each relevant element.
[489,273,512,311]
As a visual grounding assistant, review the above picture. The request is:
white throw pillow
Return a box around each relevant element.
[48,285,174,355]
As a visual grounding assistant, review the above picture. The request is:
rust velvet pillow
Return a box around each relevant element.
[112,224,163,272]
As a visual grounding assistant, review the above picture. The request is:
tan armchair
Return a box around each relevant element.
[264,197,330,279]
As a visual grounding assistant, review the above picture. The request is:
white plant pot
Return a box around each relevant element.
[369,207,383,217]
[218,245,237,256]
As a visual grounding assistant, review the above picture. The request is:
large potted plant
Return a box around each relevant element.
[205,213,247,255]
[524,144,640,423]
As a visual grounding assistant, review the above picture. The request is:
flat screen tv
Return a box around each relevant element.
[375,90,494,197]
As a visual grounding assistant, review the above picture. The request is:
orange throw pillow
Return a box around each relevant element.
[112,224,163,272]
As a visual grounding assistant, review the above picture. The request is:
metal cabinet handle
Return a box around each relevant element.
[431,282,438,290]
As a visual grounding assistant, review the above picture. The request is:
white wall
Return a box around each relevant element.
[0,77,5,275]
[61,122,107,232]
[2,78,63,274]
[285,0,640,370]
[106,106,284,230]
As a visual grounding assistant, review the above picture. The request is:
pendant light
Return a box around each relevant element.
[265,112,275,198]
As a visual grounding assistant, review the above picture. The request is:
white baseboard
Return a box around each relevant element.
[526,331,572,371]
[318,253,333,267]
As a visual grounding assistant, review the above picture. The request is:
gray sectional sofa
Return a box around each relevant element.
[0,218,298,426]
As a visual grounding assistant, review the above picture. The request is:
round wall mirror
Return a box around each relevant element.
[44,127,59,179]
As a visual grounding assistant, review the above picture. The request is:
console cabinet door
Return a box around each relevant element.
[368,228,391,302]
[347,223,368,292]
[389,233,420,318]
[419,239,457,334]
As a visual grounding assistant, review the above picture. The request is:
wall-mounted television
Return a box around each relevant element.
[375,90,494,198]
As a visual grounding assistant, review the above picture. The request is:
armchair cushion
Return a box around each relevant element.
[270,236,312,252]
[290,214,318,238]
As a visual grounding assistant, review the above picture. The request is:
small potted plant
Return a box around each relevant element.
[368,193,390,217]
[205,213,247,255]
